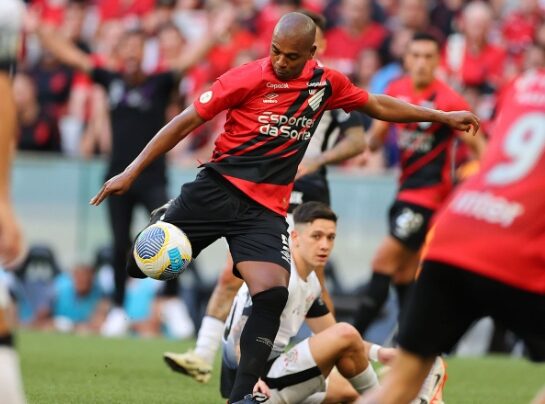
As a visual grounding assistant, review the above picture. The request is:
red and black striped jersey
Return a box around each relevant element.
[426,69,545,293]
[194,57,368,215]
[385,77,471,210]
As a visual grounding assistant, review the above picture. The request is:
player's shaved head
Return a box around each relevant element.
[273,12,316,49]
[270,12,317,81]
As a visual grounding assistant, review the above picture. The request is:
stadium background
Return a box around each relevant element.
[6,0,545,401]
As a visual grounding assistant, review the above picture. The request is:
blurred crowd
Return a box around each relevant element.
[15,0,545,168]
[2,245,197,339]
[9,0,545,339]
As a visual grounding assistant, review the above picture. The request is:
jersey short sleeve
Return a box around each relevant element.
[305,296,330,318]
[193,63,259,121]
[326,69,369,112]
[448,90,471,114]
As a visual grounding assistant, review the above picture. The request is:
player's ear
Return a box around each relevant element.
[290,229,299,246]
[309,45,317,59]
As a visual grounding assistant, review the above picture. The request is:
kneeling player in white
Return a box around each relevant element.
[220,202,394,403]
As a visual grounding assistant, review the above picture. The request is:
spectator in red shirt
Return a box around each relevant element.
[324,0,388,75]
[502,0,543,64]
[443,1,507,93]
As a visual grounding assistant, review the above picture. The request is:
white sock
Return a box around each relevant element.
[193,316,225,365]
[349,363,379,394]
[0,346,26,404]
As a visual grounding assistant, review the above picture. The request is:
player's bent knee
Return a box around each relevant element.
[334,322,363,347]
[218,267,242,290]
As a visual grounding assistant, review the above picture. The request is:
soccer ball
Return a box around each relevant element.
[133,222,192,280]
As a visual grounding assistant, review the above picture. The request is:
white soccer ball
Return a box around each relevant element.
[133,222,192,280]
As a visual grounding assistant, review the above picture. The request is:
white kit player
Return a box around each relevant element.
[220,202,444,404]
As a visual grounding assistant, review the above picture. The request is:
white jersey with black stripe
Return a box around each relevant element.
[222,263,322,368]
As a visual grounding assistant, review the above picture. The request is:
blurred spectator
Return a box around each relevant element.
[536,22,545,49]
[352,49,381,90]
[370,27,413,94]
[393,0,444,43]
[52,264,109,334]
[29,52,74,123]
[10,245,60,330]
[71,19,125,158]
[324,0,388,75]
[14,73,61,152]
[125,278,194,339]
[254,0,302,56]
[501,0,543,65]
[429,0,465,39]
[442,1,507,93]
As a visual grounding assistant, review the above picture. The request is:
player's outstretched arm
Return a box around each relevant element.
[26,10,92,73]
[90,105,205,205]
[170,5,235,75]
[360,94,480,135]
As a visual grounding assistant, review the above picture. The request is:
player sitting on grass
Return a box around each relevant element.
[202,202,443,403]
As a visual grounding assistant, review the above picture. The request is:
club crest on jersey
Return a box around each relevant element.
[199,90,213,104]
[308,88,325,111]
[263,93,278,104]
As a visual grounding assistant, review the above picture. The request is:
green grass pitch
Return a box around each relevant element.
[17,330,545,403]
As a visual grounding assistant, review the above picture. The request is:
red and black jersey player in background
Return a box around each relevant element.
[358,47,545,404]
[90,13,479,404]
[353,32,486,339]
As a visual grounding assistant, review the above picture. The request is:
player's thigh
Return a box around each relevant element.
[397,260,482,357]
[308,322,363,375]
[137,184,168,214]
[371,235,419,275]
[162,170,236,258]
[265,339,326,404]
[481,282,545,361]
[227,206,291,283]
[387,200,433,254]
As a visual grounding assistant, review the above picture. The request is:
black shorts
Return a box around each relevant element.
[163,168,290,275]
[398,260,545,361]
[388,200,434,251]
[289,172,330,214]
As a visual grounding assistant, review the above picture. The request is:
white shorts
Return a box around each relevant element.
[265,339,326,404]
